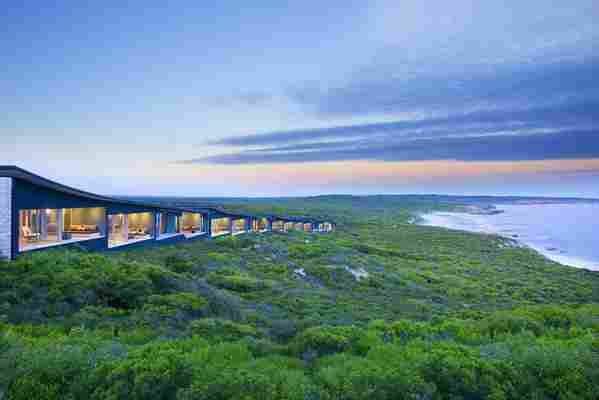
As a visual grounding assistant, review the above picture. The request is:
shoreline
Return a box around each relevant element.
[418,207,599,272]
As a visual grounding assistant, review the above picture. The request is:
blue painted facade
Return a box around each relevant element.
[0,166,335,260]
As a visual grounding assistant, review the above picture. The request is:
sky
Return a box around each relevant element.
[2,1,598,197]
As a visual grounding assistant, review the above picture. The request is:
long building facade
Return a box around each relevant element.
[0,166,334,261]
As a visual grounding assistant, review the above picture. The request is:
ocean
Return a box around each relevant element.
[419,202,599,271]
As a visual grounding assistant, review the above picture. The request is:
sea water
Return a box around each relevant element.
[419,203,599,271]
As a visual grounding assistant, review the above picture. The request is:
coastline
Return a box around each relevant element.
[417,205,599,272]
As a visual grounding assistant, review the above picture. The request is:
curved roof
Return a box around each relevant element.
[0,166,182,213]
[0,165,334,224]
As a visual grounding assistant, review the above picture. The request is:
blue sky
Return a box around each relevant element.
[2,1,598,197]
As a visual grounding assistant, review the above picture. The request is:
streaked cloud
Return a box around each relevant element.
[180,96,599,165]
[179,129,599,165]
[297,58,599,118]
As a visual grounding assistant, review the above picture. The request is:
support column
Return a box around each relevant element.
[156,213,162,237]
[40,210,49,240]
[122,214,129,242]
[228,218,233,235]
[56,209,64,241]
[167,214,177,233]
[107,214,113,237]
[203,215,210,234]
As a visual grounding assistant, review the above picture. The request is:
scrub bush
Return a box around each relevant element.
[164,255,194,273]
[290,325,367,359]
[190,318,260,343]
[206,272,272,292]
[146,293,208,314]
[179,352,315,400]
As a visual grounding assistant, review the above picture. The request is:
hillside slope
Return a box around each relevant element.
[1,196,598,399]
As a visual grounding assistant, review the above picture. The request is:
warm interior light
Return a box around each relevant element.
[46,209,51,215]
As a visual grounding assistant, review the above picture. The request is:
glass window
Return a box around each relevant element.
[181,212,204,236]
[211,217,230,236]
[108,212,155,248]
[19,208,106,252]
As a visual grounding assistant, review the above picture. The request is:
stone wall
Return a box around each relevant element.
[0,178,12,260]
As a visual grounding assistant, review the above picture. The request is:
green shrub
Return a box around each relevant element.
[0,251,178,318]
[302,264,356,287]
[288,243,328,259]
[71,305,129,330]
[138,293,208,327]
[367,319,432,343]
[146,293,208,314]
[1,334,101,400]
[477,312,544,339]
[206,272,272,292]
[164,255,194,273]
[291,325,366,359]
[315,353,433,400]
[190,318,260,343]
[179,349,314,400]
[204,252,230,265]
[414,342,515,400]
[505,338,599,399]
[87,339,206,400]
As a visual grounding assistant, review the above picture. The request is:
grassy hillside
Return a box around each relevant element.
[1,196,598,399]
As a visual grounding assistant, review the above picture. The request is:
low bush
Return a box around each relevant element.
[288,243,328,259]
[206,272,272,292]
[0,333,101,400]
[179,347,315,400]
[86,339,205,400]
[290,325,368,359]
[302,265,356,287]
[146,293,208,314]
[190,318,261,343]
[315,353,432,400]
[0,308,598,399]
[0,251,179,321]
[164,255,195,273]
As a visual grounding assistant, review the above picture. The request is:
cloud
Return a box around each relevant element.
[184,2,599,167]
[290,57,599,118]
[183,98,599,165]
[274,1,599,121]
[179,129,599,164]
[207,98,598,147]
[184,47,599,165]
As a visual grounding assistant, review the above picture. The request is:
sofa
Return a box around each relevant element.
[128,226,151,239]
[182,224,202,233]
[64,224,99,233]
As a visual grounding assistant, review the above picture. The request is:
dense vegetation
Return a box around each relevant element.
[1,196,598,399]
